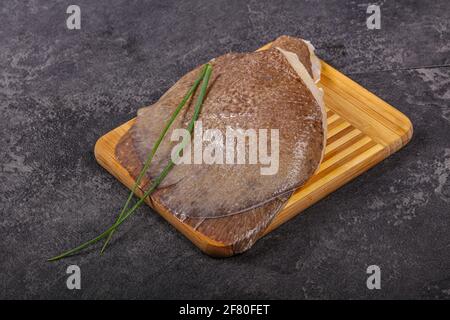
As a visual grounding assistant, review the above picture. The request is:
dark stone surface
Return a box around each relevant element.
[0,0,449,299]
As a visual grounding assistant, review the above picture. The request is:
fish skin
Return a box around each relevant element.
[116,36,325,252]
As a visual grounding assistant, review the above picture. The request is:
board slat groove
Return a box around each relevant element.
[316,136,377,175]
[265,143,386,234]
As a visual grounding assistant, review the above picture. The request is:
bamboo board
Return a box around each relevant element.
[94,43,413,257]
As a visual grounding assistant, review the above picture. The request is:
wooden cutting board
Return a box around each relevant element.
[94,43,413,257]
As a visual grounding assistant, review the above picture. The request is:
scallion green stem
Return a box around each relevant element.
[48,64,213,262]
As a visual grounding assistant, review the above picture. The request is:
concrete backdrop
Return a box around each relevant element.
[0,0,449,299]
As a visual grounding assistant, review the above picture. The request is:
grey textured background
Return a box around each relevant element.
[1,0,449,299]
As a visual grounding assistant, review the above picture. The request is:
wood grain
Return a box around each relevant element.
[94,43,413,257]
